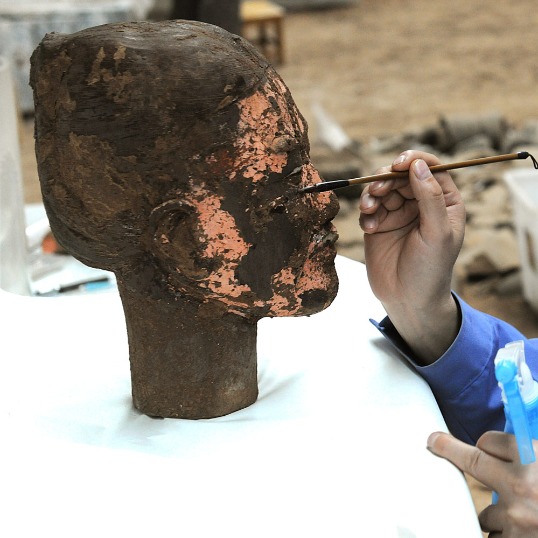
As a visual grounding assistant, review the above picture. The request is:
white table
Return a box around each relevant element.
[0,256,481,537]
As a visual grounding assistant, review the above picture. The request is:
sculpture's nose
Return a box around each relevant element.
[302,163,340,224]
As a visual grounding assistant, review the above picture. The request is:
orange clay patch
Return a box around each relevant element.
[188,189,255,302]
[267,267,298,315]
[233,88,290,182]
[295,253,334,296]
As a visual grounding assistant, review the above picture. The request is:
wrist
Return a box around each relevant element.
[382,294,461,366]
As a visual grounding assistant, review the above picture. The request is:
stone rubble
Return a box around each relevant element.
[312,113,538,296]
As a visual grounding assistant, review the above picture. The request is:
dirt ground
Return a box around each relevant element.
[17,1,538,529]
[279,0,538,141]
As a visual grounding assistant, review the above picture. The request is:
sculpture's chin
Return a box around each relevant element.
[297,265,339,316]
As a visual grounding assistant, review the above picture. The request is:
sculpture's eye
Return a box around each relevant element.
[285,165,303,179]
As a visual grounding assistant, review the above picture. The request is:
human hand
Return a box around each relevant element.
[428,431,538,537]
[359,150,466,364]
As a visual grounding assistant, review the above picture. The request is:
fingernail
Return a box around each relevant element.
[362,215,376,230]
[392,154,406,166]
[414,159,431,181]
[362,193,375,209]
[370,180,386,190]
[427,432,440,450]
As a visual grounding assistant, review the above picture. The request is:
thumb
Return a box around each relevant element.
[409,159,451,242]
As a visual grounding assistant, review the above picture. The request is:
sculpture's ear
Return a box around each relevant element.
[148,200,210,281]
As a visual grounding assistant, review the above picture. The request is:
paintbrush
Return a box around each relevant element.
[299,151,538,194]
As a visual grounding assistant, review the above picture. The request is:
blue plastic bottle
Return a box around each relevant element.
[492,341,538,502]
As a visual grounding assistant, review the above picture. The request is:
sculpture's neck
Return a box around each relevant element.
[117,281,259,419]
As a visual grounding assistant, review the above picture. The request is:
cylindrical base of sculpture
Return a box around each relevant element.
[119,282,260,419]
[130,362,259,420]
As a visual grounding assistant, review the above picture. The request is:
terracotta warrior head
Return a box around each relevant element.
[30,20,339,419]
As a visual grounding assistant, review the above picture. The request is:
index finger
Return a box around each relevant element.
[477,430,518,462]
[392,150,458,197]
[392,150,442,171]
[368,177,410,197]
[427,432,512,492]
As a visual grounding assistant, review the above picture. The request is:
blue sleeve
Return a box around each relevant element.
[371,295,538,445]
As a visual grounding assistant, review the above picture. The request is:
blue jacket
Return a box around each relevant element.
[372,295,538,444]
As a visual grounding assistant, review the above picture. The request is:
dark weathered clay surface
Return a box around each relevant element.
[31,20,339,418]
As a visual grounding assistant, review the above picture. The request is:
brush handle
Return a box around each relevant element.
[300,151,534,193]
[347,151,528,186]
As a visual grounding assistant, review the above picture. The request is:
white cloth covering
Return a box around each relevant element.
[0,256,481,537]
